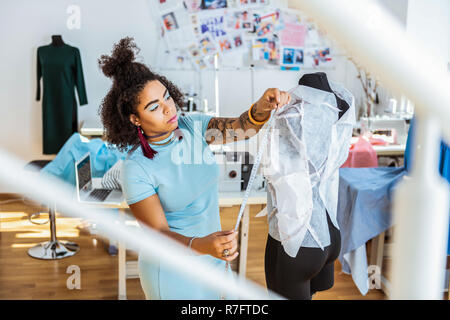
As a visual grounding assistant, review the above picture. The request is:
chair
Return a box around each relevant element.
[24,160,80,260]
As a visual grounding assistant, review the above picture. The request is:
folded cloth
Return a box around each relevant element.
[101,160,123,190]
[41,133,127,187]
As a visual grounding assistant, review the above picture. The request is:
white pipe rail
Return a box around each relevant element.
[289,0,450,299]
[0,149,279,300]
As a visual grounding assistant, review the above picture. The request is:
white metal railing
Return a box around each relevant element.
[0,150,278,300]
[289,0,450,299]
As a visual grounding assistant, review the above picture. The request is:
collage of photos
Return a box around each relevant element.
[154,0,332,70]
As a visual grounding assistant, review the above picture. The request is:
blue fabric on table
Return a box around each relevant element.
[404,117,450,255]
[337,167,406,295]
[41,133,127,186]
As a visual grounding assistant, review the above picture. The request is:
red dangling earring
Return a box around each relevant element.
[174,126,183,141]
[137,127,157,159]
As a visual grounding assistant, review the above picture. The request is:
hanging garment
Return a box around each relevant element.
[36,44,88,154]
[262,82,355,257]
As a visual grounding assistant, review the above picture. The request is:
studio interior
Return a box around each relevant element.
[0,0,449,301]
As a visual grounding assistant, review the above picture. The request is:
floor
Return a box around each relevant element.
[0,195,388,300]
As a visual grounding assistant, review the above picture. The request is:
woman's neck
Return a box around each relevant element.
[147,130,173,143]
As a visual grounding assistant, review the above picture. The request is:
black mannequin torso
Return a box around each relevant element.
[51,35,65,47]
[298,72,349,119]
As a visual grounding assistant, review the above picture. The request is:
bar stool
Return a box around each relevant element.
[25,160,80,260]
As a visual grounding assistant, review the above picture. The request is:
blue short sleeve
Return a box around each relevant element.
[121,159,156,205]
[181,113,213,137]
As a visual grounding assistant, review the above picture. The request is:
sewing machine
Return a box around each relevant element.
[360,116,410,145]
[213,151,265,192]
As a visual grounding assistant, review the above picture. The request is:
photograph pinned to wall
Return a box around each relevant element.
[162,12,179,31]
[193,57,207,69]
[190,14,201,36]
[218,36,234,53]
[255,20,275,36]
[304,47,333,68]
[239,0,261,7]
[267,37,279,64]
[225,0,239,8]
[199,36,217,55]
[201,0,227,10]
[253,9,280,36]
[177,55,185,64]
[184,0,202,12]
[231,33,245,50]
[252,37,271,61]
[280,47,303,67]
[199,14,227,39]
[304,22,322,47]
[253,9,280,26]
[167,49,192,69]
[159,4,194,50]
[203,54,217,67]
[280,22,306,47]
[227,10,253,30]
[251,37,278,64]
[187,42,202,59]
[278,8,302,25]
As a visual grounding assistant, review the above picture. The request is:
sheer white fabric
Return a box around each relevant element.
[261,82,355,257]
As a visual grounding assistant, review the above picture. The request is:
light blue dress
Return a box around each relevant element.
[121,113,232,299]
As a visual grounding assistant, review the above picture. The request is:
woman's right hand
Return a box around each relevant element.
[192,230,239,262]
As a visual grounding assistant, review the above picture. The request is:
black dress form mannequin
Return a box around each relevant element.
[51,35,65,46]
[37,35,88,154]
[298,72,349,119]
[264,72,347,300]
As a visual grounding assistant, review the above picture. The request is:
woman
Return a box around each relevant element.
[98,37,291,299]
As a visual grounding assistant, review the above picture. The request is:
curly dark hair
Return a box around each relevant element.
[98,37,184,152]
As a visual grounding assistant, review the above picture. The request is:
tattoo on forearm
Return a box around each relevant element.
[205,109,262,144]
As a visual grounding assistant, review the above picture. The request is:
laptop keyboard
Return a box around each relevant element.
[88,189,113,202]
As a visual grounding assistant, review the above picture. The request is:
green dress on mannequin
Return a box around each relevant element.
[36,35,88,154]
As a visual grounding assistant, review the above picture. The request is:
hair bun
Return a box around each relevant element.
[98,37,140,79]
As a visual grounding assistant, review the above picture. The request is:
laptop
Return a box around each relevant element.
[75,153,123,205]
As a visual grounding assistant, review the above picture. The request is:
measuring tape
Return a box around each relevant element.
[233,109,278,230]
[221,107,280,299]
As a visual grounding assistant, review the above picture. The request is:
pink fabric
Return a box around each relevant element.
[341,137,378,168]
[367,136,388,146]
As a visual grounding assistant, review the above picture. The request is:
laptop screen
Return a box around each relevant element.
[77,155,92,191]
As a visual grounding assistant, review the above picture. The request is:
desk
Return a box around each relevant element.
[101,190,267,300]
[79,121,104,138]
[373,144,406,156]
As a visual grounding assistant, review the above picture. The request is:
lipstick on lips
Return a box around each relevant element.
[167,114,178,124]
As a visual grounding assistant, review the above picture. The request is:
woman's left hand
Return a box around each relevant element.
[254,88,291,118]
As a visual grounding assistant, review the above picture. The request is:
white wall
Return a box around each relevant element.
[406,0,450,72]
